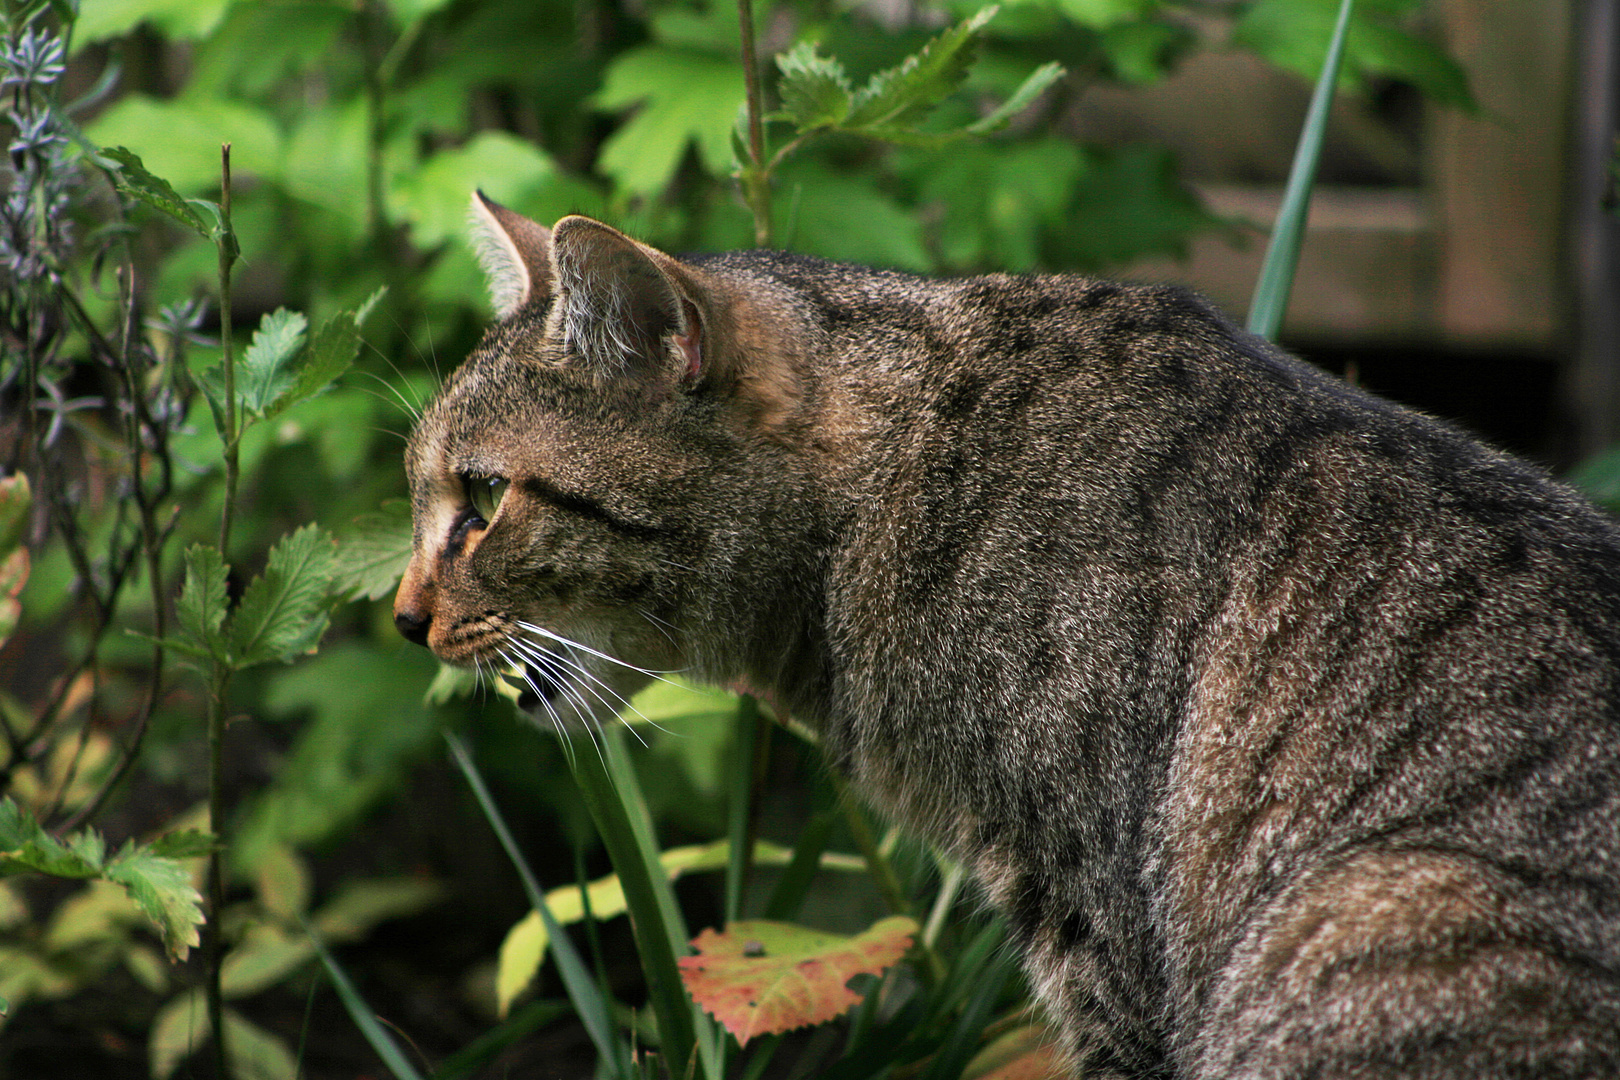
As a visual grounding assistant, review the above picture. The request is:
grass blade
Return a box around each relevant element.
[444,732,633,1079]
[572,728,703,1078]
[1246,0,1357,341]
[301,917,425,1080]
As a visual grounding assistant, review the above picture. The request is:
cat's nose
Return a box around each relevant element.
[394,608,431,646]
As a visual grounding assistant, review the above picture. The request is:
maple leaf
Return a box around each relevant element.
[679,916,917,1046]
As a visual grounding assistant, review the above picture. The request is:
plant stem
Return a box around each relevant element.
[736,0,772,246]
[217,144,239,556]
[208,142,240,1080]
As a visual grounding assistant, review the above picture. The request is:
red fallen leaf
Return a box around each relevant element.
[679,916,918,1046]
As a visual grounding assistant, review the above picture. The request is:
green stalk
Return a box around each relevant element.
[444,733,632,1080]
[724,695,766,923]
[736,0,772,246]
[206,142,239,1080]
[571,729,710,1080]
[304,918,425,1080]
[217,144,239,554]
[1246,0,1356,341]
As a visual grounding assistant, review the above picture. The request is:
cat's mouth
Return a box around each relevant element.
[504,662,563,712]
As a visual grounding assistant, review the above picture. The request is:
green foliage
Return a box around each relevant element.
[0,800,208,961]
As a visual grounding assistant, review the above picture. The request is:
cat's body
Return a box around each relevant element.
[396,199,1620,1078]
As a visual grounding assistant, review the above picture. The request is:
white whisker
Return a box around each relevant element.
[505,636,662,745]
[514,621,687,686]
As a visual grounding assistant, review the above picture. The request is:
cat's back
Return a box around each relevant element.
[719,253,1620,1074]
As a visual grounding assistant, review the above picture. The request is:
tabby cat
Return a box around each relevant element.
[394,194,1620,1078]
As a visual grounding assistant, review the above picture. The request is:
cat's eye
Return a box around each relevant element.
[466,475,509,523]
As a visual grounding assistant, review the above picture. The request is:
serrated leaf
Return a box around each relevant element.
[0,799,101,879]
[592,46,745,195]
[237,308,308,419]
[104,846,205,961]
[679,916,917,1046]
[98,147,212,238]
[965,61,1067,135]
[331,501,413,602]
[776,43,853,130]
[845,7,998,132]
[175,545,231,665]
[229,525,335,668]
[273,311,358,419]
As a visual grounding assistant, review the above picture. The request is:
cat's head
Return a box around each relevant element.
[394,195,822,729]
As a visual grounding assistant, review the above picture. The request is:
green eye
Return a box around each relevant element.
[467,475,509,523]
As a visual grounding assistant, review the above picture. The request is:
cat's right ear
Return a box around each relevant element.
[468,191,553,319]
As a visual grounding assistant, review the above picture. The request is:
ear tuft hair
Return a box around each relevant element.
[468,191,553,318]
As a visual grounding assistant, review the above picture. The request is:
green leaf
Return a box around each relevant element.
[909,136,1086,270]
[0,799,101,879]
[1049,0,1151,30]
[964,61,1066,135]
[74,0,229,46]
[236,309,309,419]
[149,989,206,1080]
[776,43,853,130]
[390,132,580,251]
[280,311,359,416]
[1248,0,1355,339]
[1234,0,1473,108]
[845,7,997,132]
[311,877,443,941]
[146,830,215,860]
[232,645,443,870]
[98,147,212,239]
[331,501,413,602]
[221,924,313,999]
[175,545,231,666]
[774,162,930,270]
[592,47,746,196]
[1096,21,1194,85]
[104,846,205,962]
[229,525,335,668]
[88,97,282,195]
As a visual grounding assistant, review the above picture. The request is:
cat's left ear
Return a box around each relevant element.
[549,216,706,390]
[468,191,553,318]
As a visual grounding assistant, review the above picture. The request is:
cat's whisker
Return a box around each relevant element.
[505,635,665,744]
[347,367,426,425]
[515,621,686,685]
[496,644,593,759]
[637,608,679,647]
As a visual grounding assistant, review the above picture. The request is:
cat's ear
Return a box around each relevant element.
[468,191,553,319]
[549,215,705,389]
